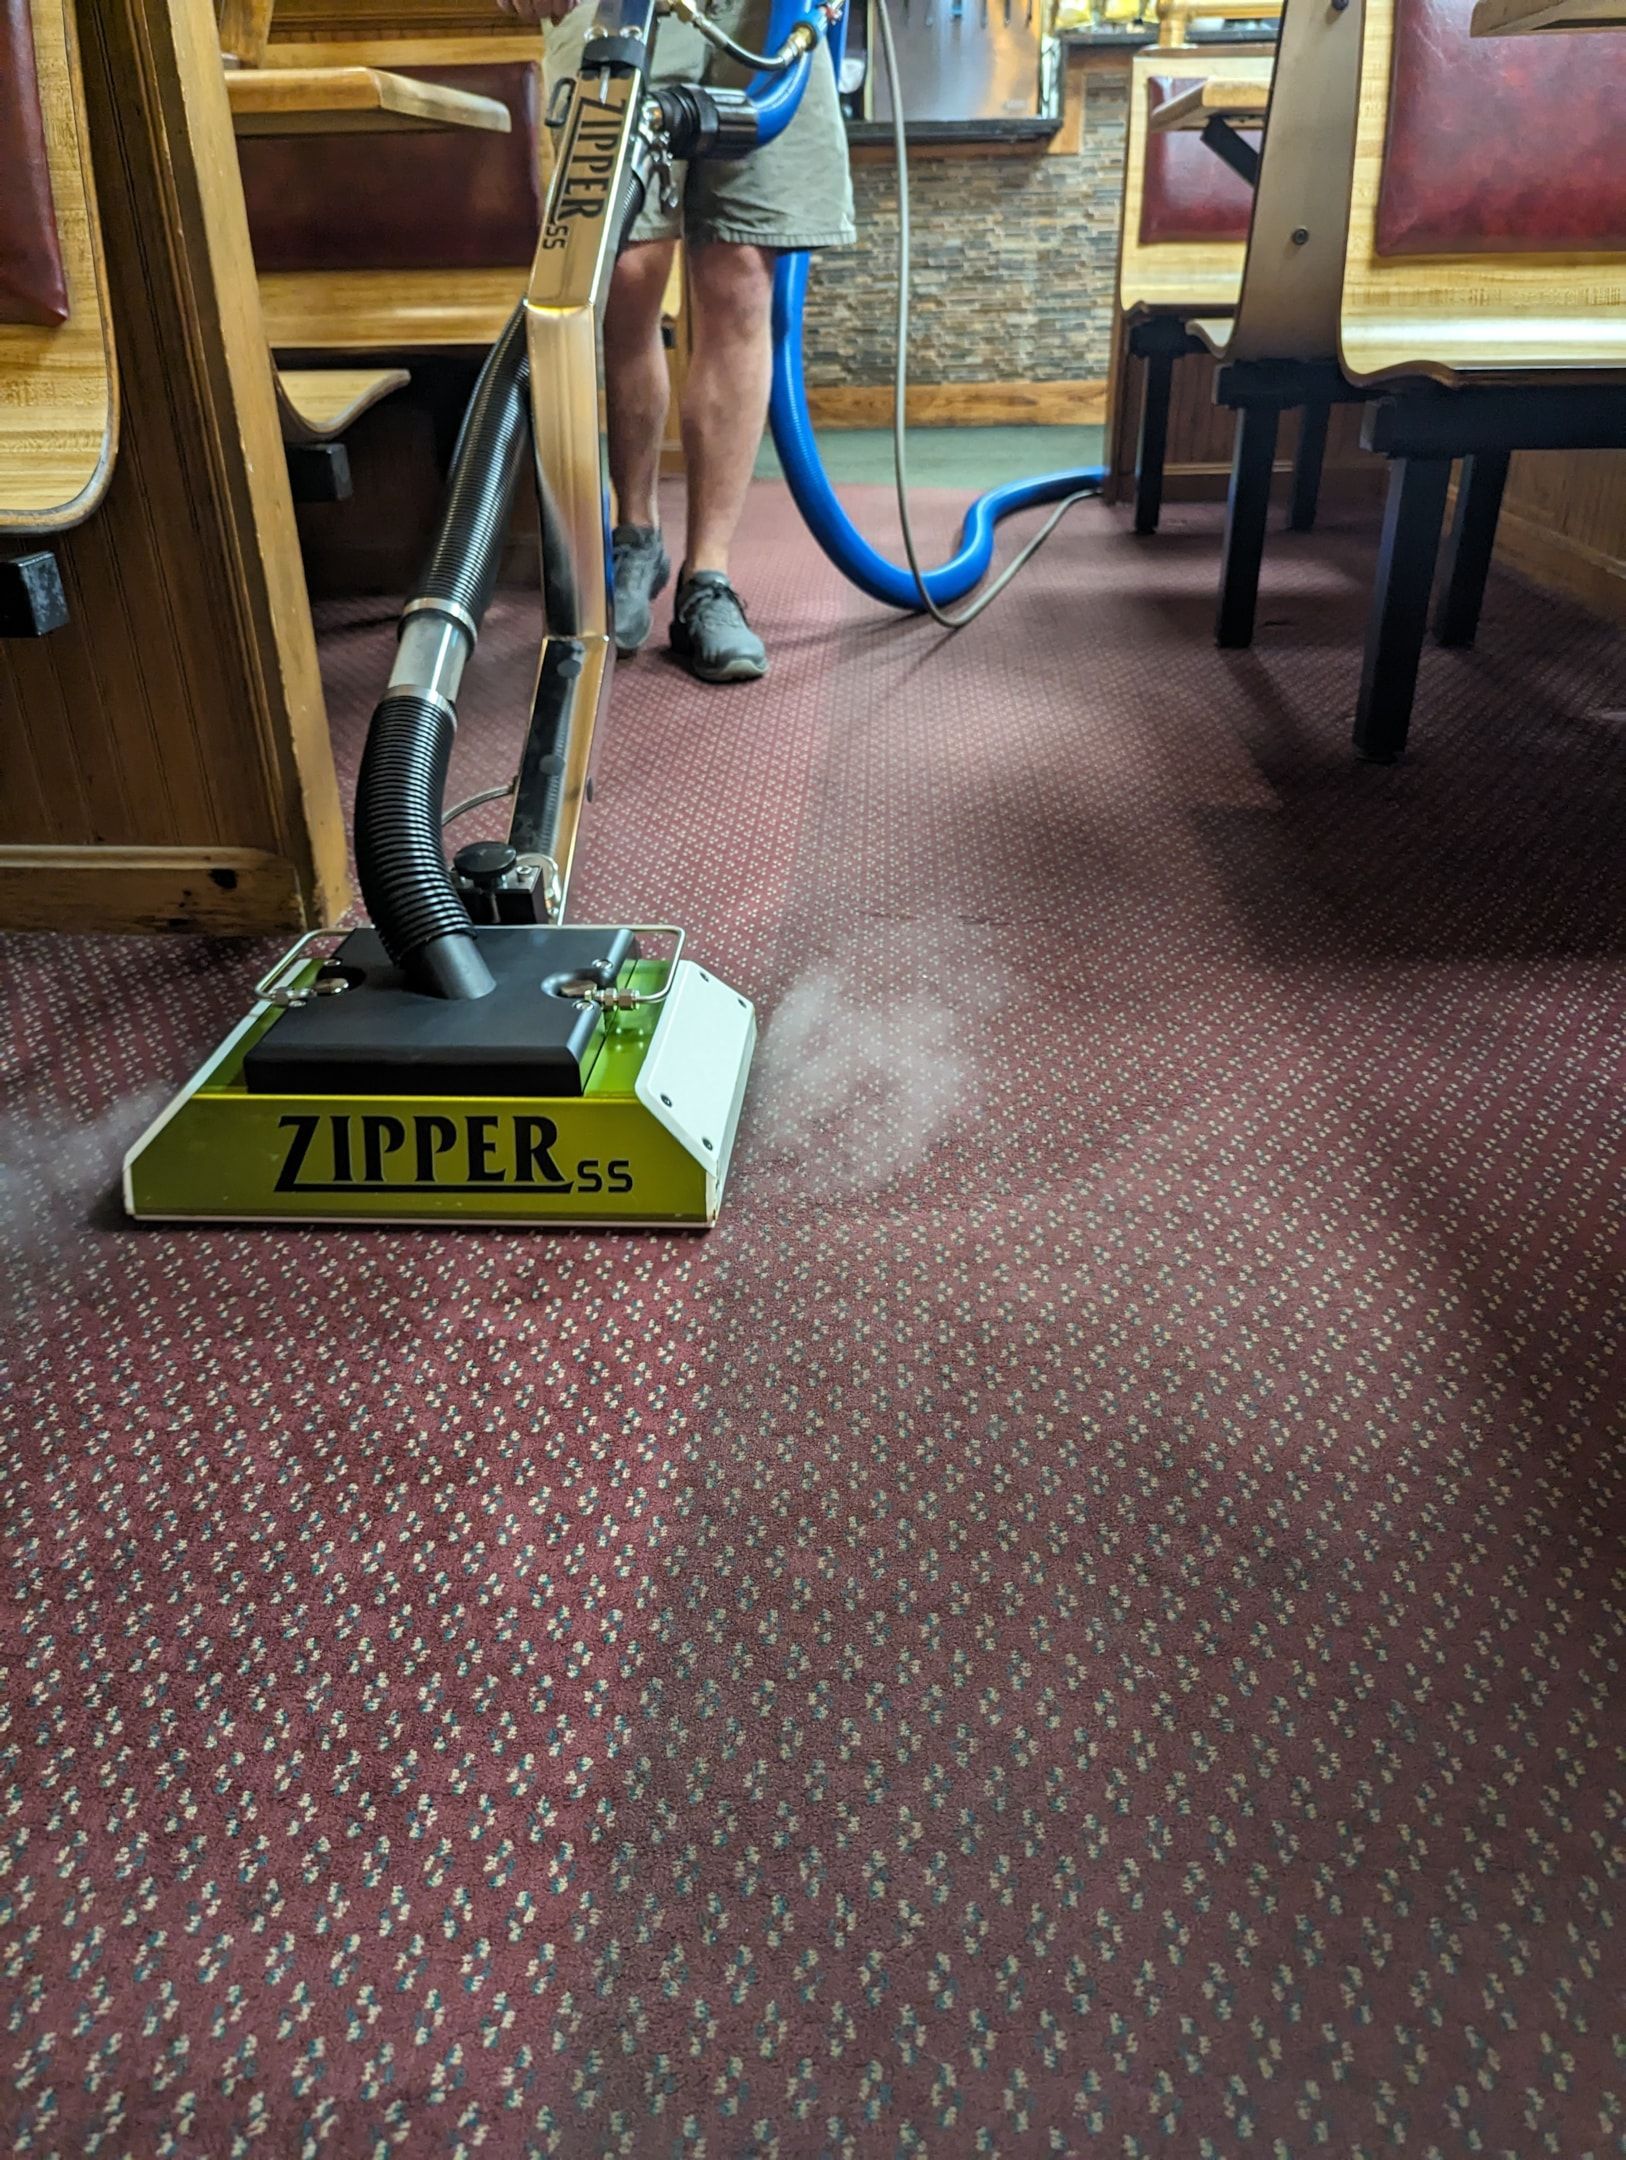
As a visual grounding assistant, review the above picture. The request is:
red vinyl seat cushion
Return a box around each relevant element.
[0,0,71,327]
[239,63,543,275]
[1139,75,1257,247]
[1376,0,1626,255]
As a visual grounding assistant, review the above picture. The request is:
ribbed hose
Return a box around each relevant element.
[354,304,532,998]
[412,302,531,624]
[354,694,496,1001]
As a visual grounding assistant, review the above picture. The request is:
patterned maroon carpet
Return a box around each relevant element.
[3,484,1624,2157]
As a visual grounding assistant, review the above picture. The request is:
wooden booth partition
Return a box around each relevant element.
[0,0,348,935]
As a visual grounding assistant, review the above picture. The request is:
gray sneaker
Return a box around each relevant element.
[611,523,670,656]
[669,569,768,684]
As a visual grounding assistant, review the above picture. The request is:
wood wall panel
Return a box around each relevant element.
[0,0,348,935]
[1496,451,1626,625]
[0,844,303,932]
[808,378,1108,429]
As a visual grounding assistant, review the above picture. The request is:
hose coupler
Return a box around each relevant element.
[653,81,759,160]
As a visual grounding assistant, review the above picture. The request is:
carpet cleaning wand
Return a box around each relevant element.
[123,0,792,1232]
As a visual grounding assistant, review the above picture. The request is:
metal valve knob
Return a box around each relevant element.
[453,840,519,892]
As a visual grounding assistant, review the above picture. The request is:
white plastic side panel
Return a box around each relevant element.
[636,960,757,1204]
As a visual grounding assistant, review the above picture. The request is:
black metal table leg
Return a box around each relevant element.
[1352,454,1452,764]
[1433,449,1510,649]
[1216,402,1279,649]
[1289,401,1330,533]
[1135,345,1176,536]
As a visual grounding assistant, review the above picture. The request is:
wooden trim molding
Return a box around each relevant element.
[804,378,1108,428]
[1146,460,1386,504]
[0,845,306,933]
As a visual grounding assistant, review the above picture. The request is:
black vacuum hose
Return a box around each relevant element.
[354,693,497,1002]
[353,303,532,999]
[411,303,531,629]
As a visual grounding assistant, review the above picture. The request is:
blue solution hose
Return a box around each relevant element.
[746,51,813,145]
[753,0,1106,617]
[771,253,1103,613]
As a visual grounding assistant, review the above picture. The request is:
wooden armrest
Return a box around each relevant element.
[276,365,410,443]
[1148,77,1271,129]
[1471,0,1626,27]
[227,67,513,136]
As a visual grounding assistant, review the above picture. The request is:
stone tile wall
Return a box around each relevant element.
[803,59,1129,387]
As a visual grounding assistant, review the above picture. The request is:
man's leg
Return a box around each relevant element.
[603,239,677,529]
[602,238,676,653]
[665,240,775,681]
[681,240,776,575]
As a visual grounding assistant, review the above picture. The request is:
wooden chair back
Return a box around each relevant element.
[218,0,274,66]
[1119,46,1275,319]
[1212,0,1367,362]
[1339,0,1626,381]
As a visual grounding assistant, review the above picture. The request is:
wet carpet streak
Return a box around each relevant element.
[2,488,1624,2157]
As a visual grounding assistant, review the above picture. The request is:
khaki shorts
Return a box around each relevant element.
[544,0,855,251]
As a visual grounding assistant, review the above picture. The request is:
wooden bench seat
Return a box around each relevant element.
[236,34,683,493]
[274,361,411,503]
[260,268,528,355]
[235,50,543,356]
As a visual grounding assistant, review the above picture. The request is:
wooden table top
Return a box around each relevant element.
[1471,0,1625,25]
[226,65,512,135]
[1147,76,1271,129]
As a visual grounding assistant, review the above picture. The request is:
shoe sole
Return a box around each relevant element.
[668,629,768,683]
[679,654,769,683]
